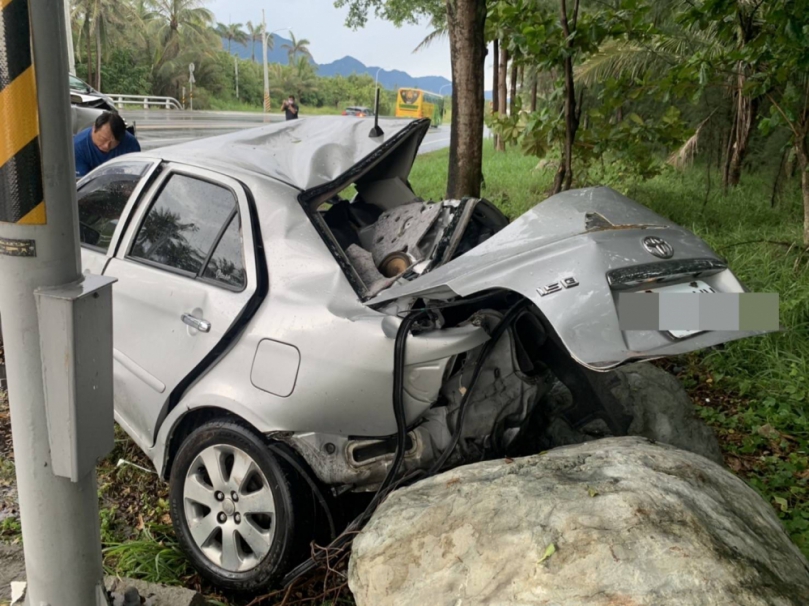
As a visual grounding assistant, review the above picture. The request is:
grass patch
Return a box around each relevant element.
[411,140,809,556]
[103,524,193,583]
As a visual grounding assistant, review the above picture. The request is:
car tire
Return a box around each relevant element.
[169,420,301,592]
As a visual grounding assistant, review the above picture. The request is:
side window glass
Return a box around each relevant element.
[77,161,150,251]
[202,215,246,289]
[130,174,241,281]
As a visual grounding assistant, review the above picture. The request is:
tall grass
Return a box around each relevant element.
[103,525,193,583]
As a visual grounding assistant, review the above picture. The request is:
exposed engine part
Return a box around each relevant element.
[379,251,416,278]
[439,310,555,461]
[345,244,397,296]
[281,430,434,490]
[359,202,443,265]
[319,195,508,297]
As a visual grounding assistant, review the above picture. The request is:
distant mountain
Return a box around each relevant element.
[224,36,452,94]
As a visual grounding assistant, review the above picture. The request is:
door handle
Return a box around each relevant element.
[182,313,211,333]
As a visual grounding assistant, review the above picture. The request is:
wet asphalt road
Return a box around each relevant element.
[125,109,452,154]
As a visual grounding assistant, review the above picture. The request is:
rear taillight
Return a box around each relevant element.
[342,111,347,115]
[358,113,365,117]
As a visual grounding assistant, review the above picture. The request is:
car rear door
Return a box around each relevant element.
[104,164,258,449]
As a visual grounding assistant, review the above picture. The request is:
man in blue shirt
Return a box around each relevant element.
[74,112,141,178]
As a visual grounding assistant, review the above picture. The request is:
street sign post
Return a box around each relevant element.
[262,11,269,113]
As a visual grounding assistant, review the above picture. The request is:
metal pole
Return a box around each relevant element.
[0,0,109,604]
[63,0,74,74]
[262,10,269,113]
[235,56,239,100]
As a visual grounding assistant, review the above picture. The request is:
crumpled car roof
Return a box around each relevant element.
[155,116,427,192]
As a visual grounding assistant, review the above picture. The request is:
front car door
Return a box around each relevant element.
[104,164,258,450]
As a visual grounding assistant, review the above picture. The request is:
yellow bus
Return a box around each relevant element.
[395,88,445,127]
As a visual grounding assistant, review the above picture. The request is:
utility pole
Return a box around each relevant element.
[262,10,270,113]
[189,62,195,111]
[235,56,239,100]
[0,0,114,604]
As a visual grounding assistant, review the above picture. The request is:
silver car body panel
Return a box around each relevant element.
[155,117,428,193]
[367,187,768,369]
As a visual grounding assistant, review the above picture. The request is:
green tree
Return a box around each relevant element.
[148,0,213,56]
[245,20,262,62]
[335,0,487,199]
[281,32,313,64]
[72,0,137,90]
[216,21,248,54]
[145,0,214,95]
[745,0,809,244]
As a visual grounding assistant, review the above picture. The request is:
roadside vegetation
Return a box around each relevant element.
[71,2,402,114]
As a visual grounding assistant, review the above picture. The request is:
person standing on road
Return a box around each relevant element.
[74,112,141,178]
[282,95,299,120]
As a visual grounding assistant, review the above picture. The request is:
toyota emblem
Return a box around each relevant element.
[642,236,674,259]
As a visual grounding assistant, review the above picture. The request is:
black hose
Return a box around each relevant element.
[266,442,337,541]
[281,309,425,586]
[281,299,528,588]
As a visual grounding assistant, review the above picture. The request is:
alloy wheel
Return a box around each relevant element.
[183,444,276,572]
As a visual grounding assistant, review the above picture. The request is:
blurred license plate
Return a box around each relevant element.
[648,280,716,339]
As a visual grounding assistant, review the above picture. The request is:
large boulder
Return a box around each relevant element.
[349,437,809,606]
[539,362,724,465]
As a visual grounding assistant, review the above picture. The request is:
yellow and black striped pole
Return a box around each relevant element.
[0,0,46,228]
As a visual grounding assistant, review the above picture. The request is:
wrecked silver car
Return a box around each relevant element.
[76,116,764,591]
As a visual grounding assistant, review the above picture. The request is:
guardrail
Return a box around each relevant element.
[112,95,183,110]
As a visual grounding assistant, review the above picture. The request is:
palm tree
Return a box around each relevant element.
[576,0,764,189]
[216,21,247,54]
[281,32,312,65]
[145,0,214,95]
[148,0,213,56]
[245,20,262,62]
[413,26,446,53]
[72,0,135,90]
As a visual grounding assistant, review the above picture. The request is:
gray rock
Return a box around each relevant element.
[106,577,206,606]
[542,362,724,464]
[349,437,809,606]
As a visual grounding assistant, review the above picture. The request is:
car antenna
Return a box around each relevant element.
[369,87,384,138]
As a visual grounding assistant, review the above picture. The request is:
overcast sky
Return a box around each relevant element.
[206,0,495,84]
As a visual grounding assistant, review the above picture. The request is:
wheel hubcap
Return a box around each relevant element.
[183,444,276,572]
